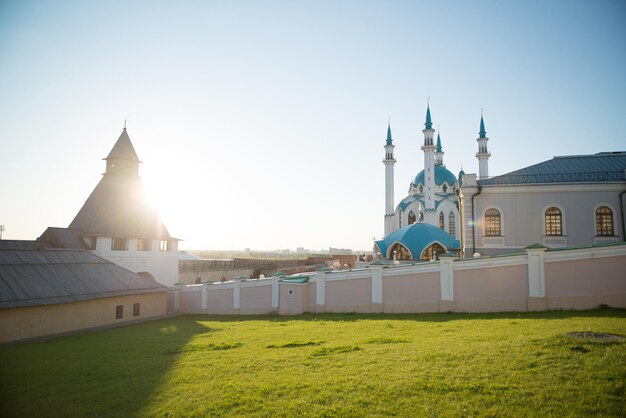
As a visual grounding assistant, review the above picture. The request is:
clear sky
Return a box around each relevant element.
[1,0,625,251]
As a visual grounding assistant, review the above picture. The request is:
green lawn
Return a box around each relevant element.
[1,310,625,417]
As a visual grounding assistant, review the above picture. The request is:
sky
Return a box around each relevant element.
[1,0,625,251]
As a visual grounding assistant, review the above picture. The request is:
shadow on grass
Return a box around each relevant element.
[191,307,626,323]
[0,316,213,418]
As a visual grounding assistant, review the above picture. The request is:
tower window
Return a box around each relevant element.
[408,211,416,225]
[439,212,444,230]
[442,184,448,193]
[485,209,501,236]
[418,185,423,193]
[595,206,614,236]
[419,212,424,222]
[449,212,455,236]
[137,239,151,251]
[111,238,128,251]
[545,207,563,236]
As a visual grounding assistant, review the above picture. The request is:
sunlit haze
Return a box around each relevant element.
[1,0,625,251]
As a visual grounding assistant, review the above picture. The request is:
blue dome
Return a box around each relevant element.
[413,165,458,187]
[375,223,460,260]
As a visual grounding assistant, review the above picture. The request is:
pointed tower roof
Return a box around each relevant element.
[425,105,433,129]
[479,113,487,138]
[69,128,173,240]
[436,132,442,152]
[106,128,141,162]
[386,123,393,145]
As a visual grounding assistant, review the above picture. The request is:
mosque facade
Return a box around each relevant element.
[376,105,626,261]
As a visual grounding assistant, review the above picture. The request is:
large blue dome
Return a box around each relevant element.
[413,165,458,187]
[375,223,460,260]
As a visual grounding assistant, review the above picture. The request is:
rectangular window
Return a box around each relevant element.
[159,240,169,252]
[82,237,97,250]
[116,305,123,319]
[111,238,128,251]
[137,239,151,251]
[133,303,140,316]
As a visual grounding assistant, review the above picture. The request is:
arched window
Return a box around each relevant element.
[439,212,444,230]
[485,209,501,236]
[418,185,423,193]
[419,211,424,222]
[545,207,562,236]
[421,243,446,261]
[408,211,416,225]
[596,206,614,236]
[448,212,455,236]
[389,243,412,260]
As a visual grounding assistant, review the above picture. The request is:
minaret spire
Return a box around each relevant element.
[476,110,491,179]
[383,121,397,237]
[435,127,444,166]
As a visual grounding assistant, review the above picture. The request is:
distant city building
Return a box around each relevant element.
[376,105,625,260]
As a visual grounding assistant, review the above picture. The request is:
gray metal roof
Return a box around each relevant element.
[37,227,90,250]
[0,246,167,309]
[478,152,626,186]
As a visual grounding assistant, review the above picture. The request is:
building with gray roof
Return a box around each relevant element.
[0,239,168,343]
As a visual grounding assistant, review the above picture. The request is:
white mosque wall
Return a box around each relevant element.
[168,243,626,315]
[462,183,624,256]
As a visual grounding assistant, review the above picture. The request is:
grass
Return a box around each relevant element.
[1,310,625,417]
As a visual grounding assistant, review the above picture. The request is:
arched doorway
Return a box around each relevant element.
[421,243,446,261]
[389,243,412,260]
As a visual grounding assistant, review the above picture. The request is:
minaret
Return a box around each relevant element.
[383,122,396,237]
[421,104,437,224]
[435,130,444,166]
[476,112,491,179]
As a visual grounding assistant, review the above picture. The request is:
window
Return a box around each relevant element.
[419,211,424,222]
[159,240,169,251]
[389,243,411,260]
[408,211,416,225]
[83,237,97,250]
[442,184,448,193]
[485,209,501,236]
[111,238,128,251]
[116,305,123,319]
[421,243,446,261]
[596,206,614,236]
[545,207,562,236]
[439,212,444,230]
[137,239,151,251]
[448,212,455,236]
[133,303,140,316]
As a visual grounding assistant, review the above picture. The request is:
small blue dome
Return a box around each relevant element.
[375,223,460,260]
[413,165,458,187]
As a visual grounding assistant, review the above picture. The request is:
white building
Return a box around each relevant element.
[378,104,626,259]
[42,127,180,286]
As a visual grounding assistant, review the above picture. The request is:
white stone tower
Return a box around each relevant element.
[383,122,396,237]
[421,105,437,224]
[476,112,491,179]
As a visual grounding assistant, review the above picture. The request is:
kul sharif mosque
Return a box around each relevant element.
[375,104,490,261]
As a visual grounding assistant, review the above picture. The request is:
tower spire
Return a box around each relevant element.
[425,103,433,129]
[386,118,393,145]
[479,109,486,138]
